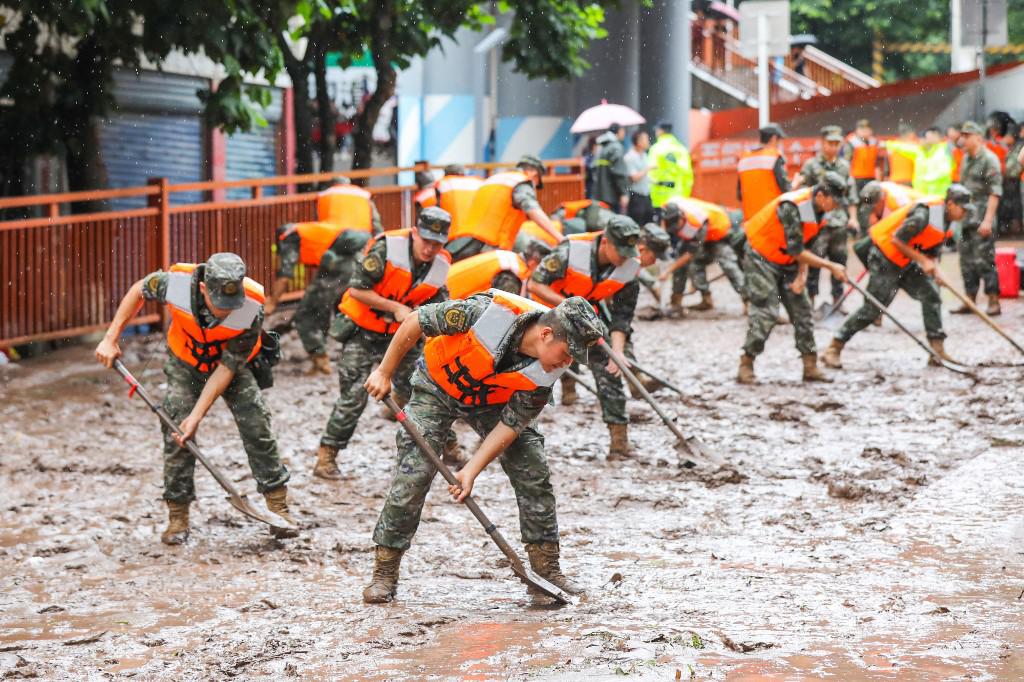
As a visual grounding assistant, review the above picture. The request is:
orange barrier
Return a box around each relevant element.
[0,160,584,347]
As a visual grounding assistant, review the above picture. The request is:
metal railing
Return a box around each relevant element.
[792,46,881,94]
[0,160,585,347]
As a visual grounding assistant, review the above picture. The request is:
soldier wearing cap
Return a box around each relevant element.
[446,155,563,261]
[361,292,607,604]
[529,215,650,459]
[94,253,296,545]
[823,185,972,370]
[313,207,453,480]
[952,120,1003,316]
[738,172,849,384]
[795,125,859,310]
[420,163,483,235]
[856,180,924,236]
[737,123,790,221]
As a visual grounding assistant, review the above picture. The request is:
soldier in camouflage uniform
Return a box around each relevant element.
[738,173,848,384]
[797,126,859,308]
[360,292,606,604]
[94,253,295,545]
[550,199,616,235]
[823,185,972,370]
[952,121,1003,316]
[313,208,452,480]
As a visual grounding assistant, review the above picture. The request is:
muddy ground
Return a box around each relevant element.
[2,254,1023,680]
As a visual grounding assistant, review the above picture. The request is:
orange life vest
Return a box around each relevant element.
[743,188,822,266]
[436,175,484,234]
[424,291,564,406]
[870,182,924,225]
[737,147,784,220]
[279,221,346,267]
[847,135,880,180]
[986,140,1008,172]
[665,197,731,243]
[544,232,641,304]
[165,263,264,373]
[951,145,963,182]
[520,219,563,247]
[888,149,915,185]
[870,198,949,268]
[560,199,609,219]
[338,229,450,334]
[454,171,530,250]
[414,184,438,210]
[317,184,374,229]
[446,250,529,300]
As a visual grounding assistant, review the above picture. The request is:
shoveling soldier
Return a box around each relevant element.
[856,180,923,236]
[447,239,552,301]
[94,253,297,544]
[529,216,669,459]
[312,207,452,480]
[738,172,849,384]
[360,291,606,603]
[264,177,383,375]
[822,185,971,369]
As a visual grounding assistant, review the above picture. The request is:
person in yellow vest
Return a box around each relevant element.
[738,172,849,384]
[657,197,748,313]
[914,127,954,197]
[434,165,483,235]
[737,123,790,221]
[446,155,563,261]
[885,123,919,187]
[447,240,552,300]
[648,121,694,208]
[313,208,453,480]
[266,177,383,375]
[359,293,606,604]
[856,180,924,235]
[822,186,971,369]
[94,253,297,545]
[530,217,669,459]
[843,119,885,192]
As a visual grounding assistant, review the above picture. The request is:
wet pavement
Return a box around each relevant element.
[2,256,1023,680]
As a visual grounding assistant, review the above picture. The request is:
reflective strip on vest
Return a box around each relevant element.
[454,171,529,249]
[870,199,947,267]
[743,189,821,266]
[414,185,437,208]
[737,154,778,172]
[167,271,261,331]
[317,184,373,227]
[385,231,450,290]
[566,239,641,287]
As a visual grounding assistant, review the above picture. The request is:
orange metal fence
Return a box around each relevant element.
[1,160,585,347]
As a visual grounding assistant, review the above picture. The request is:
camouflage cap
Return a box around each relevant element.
[552,296,607,365]
[821,125,843,142]
[443,163,466,176]
[960,120,985,136]
[661,202,682,226]
[816,170,847,198]
[759,122,786,139]
[946,183,972,206]
[416,206,451,243]
[203,252,248,310]
[640,222,671,257]
[604,214,641,259]
[859,180,883,206]
[516,154,545,174]
[856,118,872,129]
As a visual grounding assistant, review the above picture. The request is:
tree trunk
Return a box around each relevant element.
[280,38,316,181]
[313,48,336,178]
[350,7,399,179]
[62,36,110,211]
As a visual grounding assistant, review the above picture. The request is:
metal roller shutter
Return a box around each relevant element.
[225,89,283,199]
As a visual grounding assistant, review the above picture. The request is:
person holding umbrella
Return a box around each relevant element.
[591,123,630,213]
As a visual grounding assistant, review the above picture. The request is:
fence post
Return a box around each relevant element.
[148,177,171,326]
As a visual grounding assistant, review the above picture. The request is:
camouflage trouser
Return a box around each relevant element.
[856,204,874,238]
[372,370,559,550]
[836,245,945,343]
[294,270,348,357]
[674,241,748,300]
[586,340,635,425]
[958,227,999,297]
[742,246,817,357]
[807,217,849,301]
[319,332,418,450]
[160,357,289,503]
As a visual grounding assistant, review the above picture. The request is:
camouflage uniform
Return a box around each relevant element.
[742,202,823,357]
[141,269,289,503]
[446,183,540,261]
[669,220,748,301]
[835,204,949,343]
[319,237,446,451]
[799,152,858,301]
[958,146,1002,297]
[530,236,638,425]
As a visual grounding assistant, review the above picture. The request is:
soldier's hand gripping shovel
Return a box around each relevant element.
[940,280,1024,356]
[844,279,975,377]
[112,360,297,531]
[597,339,724,468]
[381,395,573,605]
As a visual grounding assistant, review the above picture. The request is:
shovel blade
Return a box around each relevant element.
[226,494,298,531]
[512,565,574,605]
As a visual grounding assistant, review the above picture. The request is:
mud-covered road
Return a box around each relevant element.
[2,255,1023,680]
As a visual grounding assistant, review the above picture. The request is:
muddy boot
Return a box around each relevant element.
[363,546,405,604]
[606,423,630,461]
[264,486,300,538]
[306,352,332,376]
[742,300,749,316]
[160,501,190,545]
[313,444,342,480]
[560,376,577,406]
[873,314,882,326]
[821,339,844,369]
[951,292,975,314]
[689,291,714,311]
[736,353,755,384]
[525,542,585,596]
[986,294,1002,316]
[927,338,955,366]
[801,353,832,383]
[669,293,686,318]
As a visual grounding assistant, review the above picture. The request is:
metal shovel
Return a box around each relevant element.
[112,360,297,531]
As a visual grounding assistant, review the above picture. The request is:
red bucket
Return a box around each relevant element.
[995,247,1020,298]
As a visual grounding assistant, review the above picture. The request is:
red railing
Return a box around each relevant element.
[0,160,585,347]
